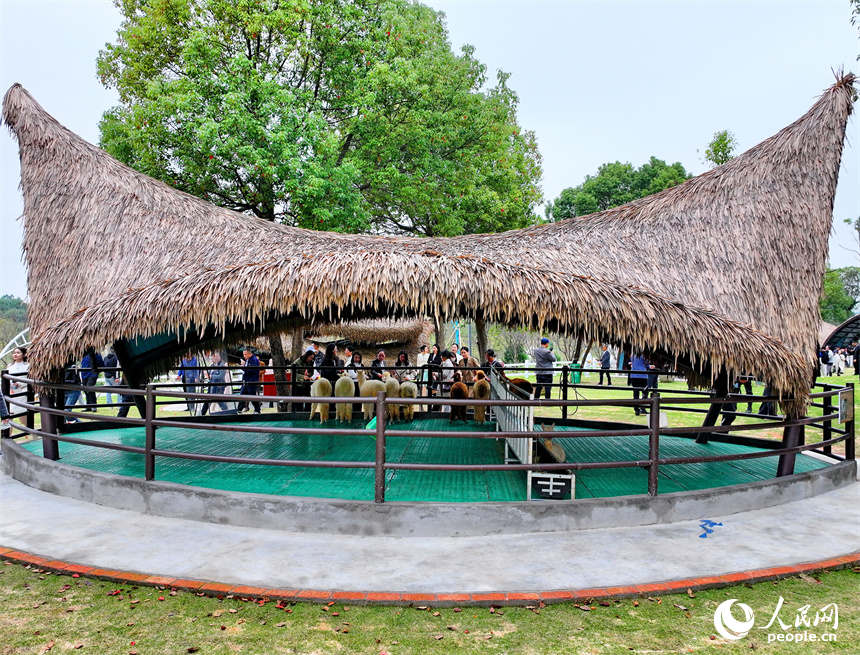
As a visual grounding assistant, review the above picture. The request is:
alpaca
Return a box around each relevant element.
[507,377,534,398]
[384,373,401,422]
[334,373,355,422]
[359,370,388,421]
[309,377,332,423]
[449,372,469,422]
[471,370,491,424]
[399,380,418,422]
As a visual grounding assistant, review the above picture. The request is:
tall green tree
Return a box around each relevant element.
[703,129,737,167]
[820,268,858,324]
[545,157,690,221]
[97,0,542,236]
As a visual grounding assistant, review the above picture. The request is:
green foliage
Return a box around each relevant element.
[0,295,28,350]
[545,157,691,221]
[704,129,738,167]
[97,0,542,236]
[820,268,858,324]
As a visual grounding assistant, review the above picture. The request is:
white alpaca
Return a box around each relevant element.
[334,373,355,422]
[358,370,387,421]
[399,380,418,422]
[310,377,332,423]
[384,373,401,422]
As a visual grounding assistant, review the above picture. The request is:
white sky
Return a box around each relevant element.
[1,0,858,301]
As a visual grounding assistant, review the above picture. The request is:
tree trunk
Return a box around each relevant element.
[289,325,304,362]
[475,318,488,361]
[433,316,447,351]
[269,333,292,412]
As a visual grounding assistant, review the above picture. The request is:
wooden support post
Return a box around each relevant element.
[561,365,569,420]
[40,388,60,461]
[846,383,855,461]
[696,370,729,445]
[144,384,156,481]
[647,394,660,496]
[822,393,833,457]
[776,424,803,477]
[374,390,387,503]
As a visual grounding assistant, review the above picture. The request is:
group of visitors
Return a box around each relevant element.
[819,344,859,377]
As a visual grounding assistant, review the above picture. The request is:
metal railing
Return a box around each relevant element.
[1,368,854,503]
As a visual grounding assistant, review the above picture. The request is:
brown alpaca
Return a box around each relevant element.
[450,372,469,422]
[471,371,491,424]
[507,377,534,398]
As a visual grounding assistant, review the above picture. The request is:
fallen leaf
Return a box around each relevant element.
[416,606,429,610]
[453,607,461,613]
[447,625,457,631]
[321,607,329,612]
[599,601,611,606]
[432,611,440,617]
[331,612,340,616]
[276,622,286,627]
[633,601,639,607]
[212,610,224,617]
[578,605,591,611]
[433,635,443,640]
[73,643,83,649]
[41,640,55,652]
[228,609,238,614]
[220,626,226,631]
[72,574,80,578]
[158,596,165,601]
[799,574,821,585]
[327,601,335,606]
[169,590,178,596]
[686,588,696,598]
[187,648,199,653]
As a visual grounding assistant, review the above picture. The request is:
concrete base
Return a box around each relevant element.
[2,439,855,537]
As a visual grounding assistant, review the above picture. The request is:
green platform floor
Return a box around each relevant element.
[21,419,830,502]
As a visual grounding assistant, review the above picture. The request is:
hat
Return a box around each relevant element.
[541,337,550,344]
[305,346,315,353]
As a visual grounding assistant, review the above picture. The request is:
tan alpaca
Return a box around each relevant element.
[309,377,332,423]
[334,373,355,422]
[358,370,387,421]
[399,380,418,421]
[384,373,401,422]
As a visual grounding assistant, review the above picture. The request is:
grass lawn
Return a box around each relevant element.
[0,561,858,654]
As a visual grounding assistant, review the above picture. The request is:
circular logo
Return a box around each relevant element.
[714,599,755,640]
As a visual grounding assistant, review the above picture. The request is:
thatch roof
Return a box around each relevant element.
[3,74,855,415]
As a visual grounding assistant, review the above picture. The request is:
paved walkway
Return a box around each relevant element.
[1,472,858,603]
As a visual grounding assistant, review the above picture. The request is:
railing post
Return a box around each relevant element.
[647,394,660,496]
[144,383,156,480]
[776,423,802,477]
[374,390,387,503]
[289,363,296,413]
[561,365,569,420]
[25,382,35,433]
[845,382,855,461]
[40,387,60,461]
[822,392,833,457]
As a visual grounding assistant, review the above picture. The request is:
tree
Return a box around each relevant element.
[97,0,542,237]
[545,157,690,221]
[820,268,857,324]
[703,129,737,167]
[0,295,29,359]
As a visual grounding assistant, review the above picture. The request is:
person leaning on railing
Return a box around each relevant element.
[236,348,262,414]
[200,351,231,416]
[394,350,416,382]
[531,337,557,400]
[457,347,481,383]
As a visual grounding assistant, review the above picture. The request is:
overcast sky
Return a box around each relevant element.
[1,0,858,301]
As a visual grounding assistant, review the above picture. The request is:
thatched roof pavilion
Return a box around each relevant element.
[2,74,855,415]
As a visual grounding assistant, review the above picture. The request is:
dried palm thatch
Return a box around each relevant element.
[2,74,855,417]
